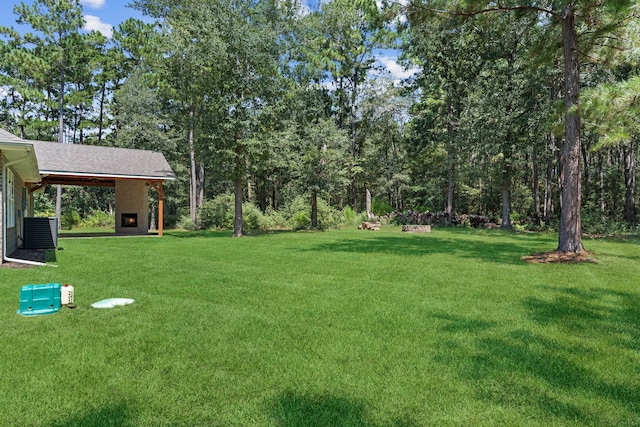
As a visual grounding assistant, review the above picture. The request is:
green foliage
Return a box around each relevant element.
[281,195,347,230]
[371,198,394,216]
[291,210,311,230]
[61,209,80,230]
[341,205,357,225]
[33,192,55,217]
[195,194,267,231]
[79,210,114,228]
[580,209,635,236]
[197,194,235,230]
[242,202,266,231]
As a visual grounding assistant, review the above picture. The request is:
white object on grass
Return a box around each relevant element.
[91,298,135,308]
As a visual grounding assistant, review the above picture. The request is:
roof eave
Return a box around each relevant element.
[39,170,176,181]
[0,142,41,182]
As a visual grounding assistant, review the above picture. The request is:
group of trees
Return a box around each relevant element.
[0,0,638,252]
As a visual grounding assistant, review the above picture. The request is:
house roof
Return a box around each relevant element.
[0,130,40,182]
[0,129,175,185]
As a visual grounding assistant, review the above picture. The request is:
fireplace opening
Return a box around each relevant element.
[121,213,138,228]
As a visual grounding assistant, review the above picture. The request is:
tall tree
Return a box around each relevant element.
[4,0,85,226]
[405,13,487,219]
[298,119,350,228]
[407,0,633,252]
[301,0,386,209]
[134,0,286,236]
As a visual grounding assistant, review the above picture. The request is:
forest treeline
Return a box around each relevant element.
[0,0,638,247]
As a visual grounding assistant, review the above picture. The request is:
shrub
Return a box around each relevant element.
[281,195,345,230]
[61,210,81,230]
[198,194,235,229]
[242,202,266,231]
[262,208,288,230]
[371,198,394,216]
[341,205,357,226]
[197,194,266,231]
[80,210,114,228]
[291,210,311,230]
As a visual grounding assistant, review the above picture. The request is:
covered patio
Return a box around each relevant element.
[28,140,175,236]
[0,128,174,265]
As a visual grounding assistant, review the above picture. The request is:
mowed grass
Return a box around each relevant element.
[1,227,639,426]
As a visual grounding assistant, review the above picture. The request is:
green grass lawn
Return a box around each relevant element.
[1,227,639,426]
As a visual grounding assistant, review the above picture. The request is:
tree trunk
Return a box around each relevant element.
[233,175,243,237]
[198,162,205,208]
[446,96,455,222]
[533,147,541,224]
[624,141,636,225]
[56,74,64,230]
[273,180,279,210]
[500,159,511,229]
[350,70,358,209]
[188,102,197,225]
[545,151,553,226]
[98,82,106,144]
[599,153,606,215]
[366,188,373,219]
[311,189,318,229]
[557,9,584,252]
[150,202,156,231]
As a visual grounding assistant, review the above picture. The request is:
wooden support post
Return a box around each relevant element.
[158,194,164,237]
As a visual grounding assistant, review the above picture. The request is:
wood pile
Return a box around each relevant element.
[402,225,431,233]
[358,222,381,231]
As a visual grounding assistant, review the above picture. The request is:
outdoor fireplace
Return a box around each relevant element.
[121,213,138,228]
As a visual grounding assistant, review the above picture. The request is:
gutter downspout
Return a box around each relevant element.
[3,154,47,267]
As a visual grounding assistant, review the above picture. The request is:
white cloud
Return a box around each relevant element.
[376,56,420,83]
[83,15,113,38]
[81,0,106,8]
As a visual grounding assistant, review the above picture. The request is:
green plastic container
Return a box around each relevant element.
[17,283,61,316]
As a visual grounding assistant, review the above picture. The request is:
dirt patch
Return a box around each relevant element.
[522,250,598,264]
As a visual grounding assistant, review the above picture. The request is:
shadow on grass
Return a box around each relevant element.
[524,286,640,352]
[433,286,640,424]
[165,229,301,239]
[305,232,549,265]
[165,230,237,239]
[270,391,418,427]
[50,403,132,427]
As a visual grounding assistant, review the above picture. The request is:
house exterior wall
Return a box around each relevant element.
[5,167,26,254]
[0,156,28,260]
[115,180,149,234]
[0,158,3,262]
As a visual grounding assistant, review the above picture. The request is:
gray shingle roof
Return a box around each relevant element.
[0,128,26,143]
[32,140,175,180]
[0,129,174,181]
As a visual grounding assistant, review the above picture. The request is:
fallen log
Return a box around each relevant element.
[358,222,381,231]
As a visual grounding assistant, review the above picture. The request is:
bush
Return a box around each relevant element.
[261,208,288,230]
[291,210,311,230]
[176,215,198,231]
[371,198,394,216]
[196,194,266,231]
[341,205,357,226]
[61,210,81,230]
[198,194,235,229]
[281,195,346,230]
[80,210,114,228]
[242,202,266,231]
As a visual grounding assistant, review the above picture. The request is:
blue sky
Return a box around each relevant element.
[1,0,416,83]
[1,0,146,39]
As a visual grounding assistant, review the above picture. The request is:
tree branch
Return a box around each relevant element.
[409,2,559,21]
